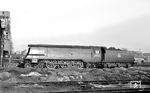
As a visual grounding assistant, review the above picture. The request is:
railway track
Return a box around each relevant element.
[134,63,150,67]
[16,79,150,93]
[44,87,150,93]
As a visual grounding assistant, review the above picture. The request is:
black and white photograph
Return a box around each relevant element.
[0,0,150,93]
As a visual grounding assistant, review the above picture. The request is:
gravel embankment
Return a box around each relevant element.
[0,66,150,84]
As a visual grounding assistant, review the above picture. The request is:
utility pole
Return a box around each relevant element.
[0,19,5,68]
[0,11,11,68]
[0,19,3,68]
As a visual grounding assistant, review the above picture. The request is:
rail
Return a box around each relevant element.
[16,79,150,93]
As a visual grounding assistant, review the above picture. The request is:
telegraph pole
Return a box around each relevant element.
[0,19,3,68]
[0,19,5,68]
[0,11,11,68]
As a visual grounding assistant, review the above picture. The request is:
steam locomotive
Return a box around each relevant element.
[18,44,135,69]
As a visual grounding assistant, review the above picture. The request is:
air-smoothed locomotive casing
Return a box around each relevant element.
[26,44,104,63]
[103,50,135,63]
[23,44,135,68]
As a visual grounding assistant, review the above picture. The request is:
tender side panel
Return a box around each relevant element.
[104,50,134,63]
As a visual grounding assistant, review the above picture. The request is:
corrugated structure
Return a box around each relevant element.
[0,11,12,68]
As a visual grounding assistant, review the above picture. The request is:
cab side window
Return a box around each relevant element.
[95,50,100,54]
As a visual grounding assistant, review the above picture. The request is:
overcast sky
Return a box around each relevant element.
[1,0,150,52]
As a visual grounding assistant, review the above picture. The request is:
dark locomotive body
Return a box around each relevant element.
[103,50,135,67]
[19,44,135,69]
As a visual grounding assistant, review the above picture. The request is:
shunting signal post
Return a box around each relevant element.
[0,11,12,68]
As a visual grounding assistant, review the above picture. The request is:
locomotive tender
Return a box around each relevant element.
[19,44,135,69]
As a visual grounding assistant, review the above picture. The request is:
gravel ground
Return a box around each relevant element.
[0,66,150,93]
[0,66,150,83]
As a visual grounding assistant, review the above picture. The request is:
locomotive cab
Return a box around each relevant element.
[88,47,106,68]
